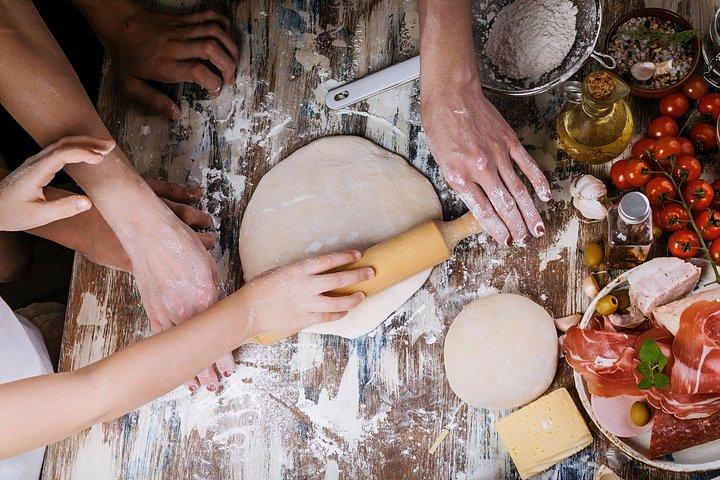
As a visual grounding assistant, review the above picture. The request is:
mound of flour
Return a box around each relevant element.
[484,0,578,82]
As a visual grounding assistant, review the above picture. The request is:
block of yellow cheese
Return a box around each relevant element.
[496,388,593,479]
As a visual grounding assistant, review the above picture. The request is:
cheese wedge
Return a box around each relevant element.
[496,388,593,479]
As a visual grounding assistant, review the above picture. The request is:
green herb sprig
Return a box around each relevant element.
[636,339,670,390]
[619,26,699,46]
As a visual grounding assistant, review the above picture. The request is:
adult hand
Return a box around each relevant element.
[421,77,552,246]
[239,250,372,337]
[84,1,240,120]
[0,136,115,231]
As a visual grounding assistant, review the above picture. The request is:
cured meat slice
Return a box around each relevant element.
[642,388,720,420]
[648,409,720,458]
[608,306,646,329]
[627,258,700,315]
[563,326,639,396]
[652,285,720,335]
[671,300,720,394]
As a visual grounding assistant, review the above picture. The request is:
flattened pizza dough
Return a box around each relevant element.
[238,136,442,338]
[443,294,558,410]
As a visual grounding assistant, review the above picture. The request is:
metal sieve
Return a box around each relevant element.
[475,0,614,96]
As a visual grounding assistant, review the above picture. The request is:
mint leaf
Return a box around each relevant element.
[655,372,671,389]
[636,339,670,390]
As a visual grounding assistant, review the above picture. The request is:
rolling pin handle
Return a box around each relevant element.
[439,212,484,250]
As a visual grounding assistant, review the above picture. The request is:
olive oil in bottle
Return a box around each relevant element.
[557,71,634,165]
[606,192,654,270]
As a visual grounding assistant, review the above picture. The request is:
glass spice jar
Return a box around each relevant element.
[606,191,654,270]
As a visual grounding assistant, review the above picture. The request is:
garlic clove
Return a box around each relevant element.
[630,62,656,81]
[554,313,581,332]
[583,273,600,298]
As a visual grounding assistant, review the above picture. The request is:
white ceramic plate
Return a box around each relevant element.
[574,260,720,472]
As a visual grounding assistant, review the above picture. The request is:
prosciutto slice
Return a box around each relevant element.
[671,300,720,394]
[563,325,639,396]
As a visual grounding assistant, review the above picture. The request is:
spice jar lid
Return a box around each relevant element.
[619,191,651,225]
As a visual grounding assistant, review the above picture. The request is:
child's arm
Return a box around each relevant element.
[0,250,372,459]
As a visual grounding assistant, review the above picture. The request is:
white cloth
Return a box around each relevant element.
[0,298,53,480]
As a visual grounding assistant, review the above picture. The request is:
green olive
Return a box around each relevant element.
[584,242,604,268]
[630,401,652,427]
[595,295,618,316]
[612,289,631,313]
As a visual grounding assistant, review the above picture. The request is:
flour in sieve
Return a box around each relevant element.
[483,0,578,82]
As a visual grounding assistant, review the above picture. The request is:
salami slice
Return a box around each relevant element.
[648,409,720,458]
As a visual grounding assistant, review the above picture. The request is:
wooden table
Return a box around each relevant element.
[42,1,720,479]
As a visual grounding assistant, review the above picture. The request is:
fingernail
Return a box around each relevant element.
[223,370,232,378]
[505,236,513,247]
[76,197,92,211]
[355,292,366,300]
[353,250,361,260]
[365,268,375,279]
[535,223,545,237]
[206,384,217,392]
[540,190,552,202]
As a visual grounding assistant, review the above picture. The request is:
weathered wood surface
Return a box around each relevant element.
[42,0,720,479]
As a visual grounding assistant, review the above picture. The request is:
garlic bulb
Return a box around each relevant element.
[583,273,600,298]
[630,61,656,81]
[571,174,608,220]
[554,314,581,332]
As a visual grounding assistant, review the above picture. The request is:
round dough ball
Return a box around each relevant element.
[443,294,558,410]
[239,136,441,338]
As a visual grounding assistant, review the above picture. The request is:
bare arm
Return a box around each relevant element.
[0,0,234,389]
[418,0,551,246]
[0,250,370,458]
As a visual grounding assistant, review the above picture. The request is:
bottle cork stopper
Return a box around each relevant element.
[586,71,614,101]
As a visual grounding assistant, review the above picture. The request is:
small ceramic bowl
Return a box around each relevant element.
[604,8,701,98]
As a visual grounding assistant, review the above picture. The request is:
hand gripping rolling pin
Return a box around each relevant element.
[253,211,483,344]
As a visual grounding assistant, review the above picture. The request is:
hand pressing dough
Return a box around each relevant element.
[238,136,442,338]
[444,294,558,410]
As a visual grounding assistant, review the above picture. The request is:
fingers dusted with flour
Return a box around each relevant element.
[236,251,373,336]
[0,136,115,231]
[418,0,551,246]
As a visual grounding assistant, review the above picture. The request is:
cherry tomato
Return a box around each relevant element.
[609,159,630,190]
[677,137,695,156]
[710,238,720,263]
[648,116,680,139]
[631,138,656,162]
[644,175,677,205]
[668,229,701,259]
[682,74,710,100]
[683,179,715,210]
[658,204,690,231]
[695,209,720,241]
[672,155,702,182]
[659,92,690,118]
[712,180,720,210]
[624,158,653,188]
[688,123,718,153]
[653,137,682,162]
[699,93,720,121]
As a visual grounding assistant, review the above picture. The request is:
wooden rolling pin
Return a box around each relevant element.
[254,211,483,344]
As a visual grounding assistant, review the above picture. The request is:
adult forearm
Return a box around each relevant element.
[0,0,164,230]
[418,0,477,88]
[72,0,141,46]
[0,292,253,459]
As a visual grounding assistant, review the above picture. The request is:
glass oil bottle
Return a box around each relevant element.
[606,192,654,270]
[557,70,634,165]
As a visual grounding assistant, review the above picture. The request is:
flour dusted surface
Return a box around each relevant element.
[484,0,578,81]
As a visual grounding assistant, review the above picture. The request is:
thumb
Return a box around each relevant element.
[32,194,93,226]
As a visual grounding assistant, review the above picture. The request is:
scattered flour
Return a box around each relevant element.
[539,216,580,271]
[484,0,578,81]
[75,292,107,326]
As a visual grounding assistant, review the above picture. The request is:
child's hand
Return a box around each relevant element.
[0,136,115,231]
[239,250,374,336]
